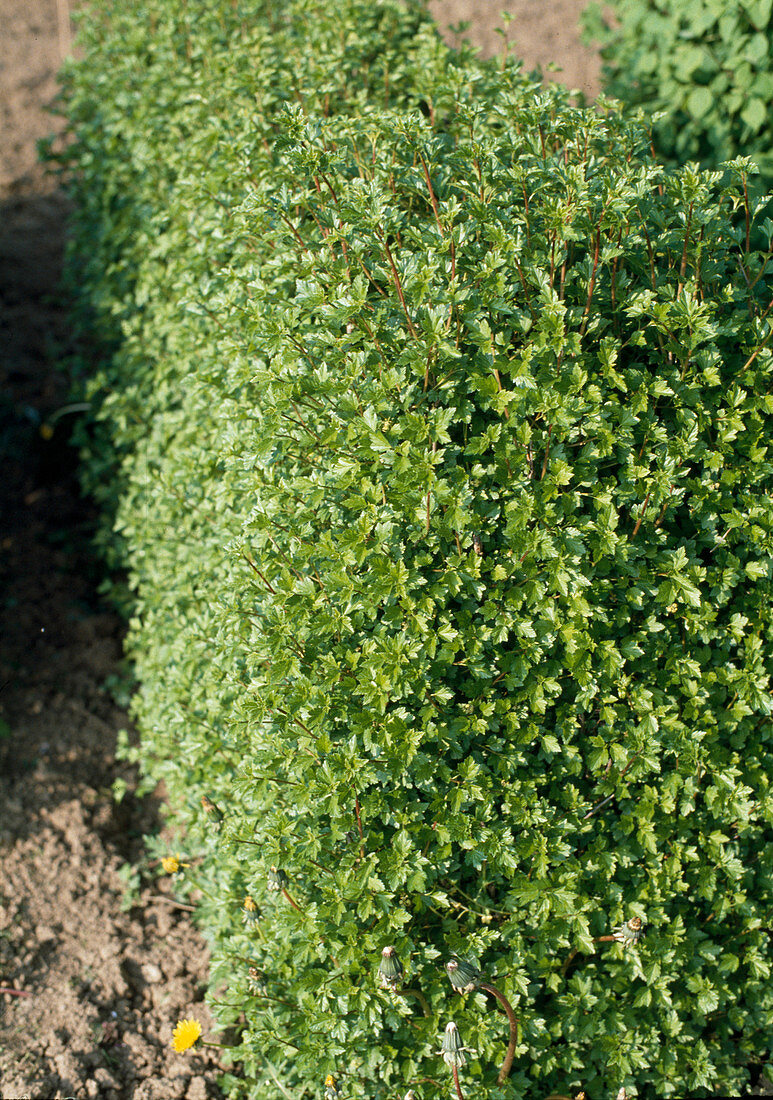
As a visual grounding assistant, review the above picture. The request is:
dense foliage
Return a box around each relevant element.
[57,1,773,1097]
[585,0,773,186]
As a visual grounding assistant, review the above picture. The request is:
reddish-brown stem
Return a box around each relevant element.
[356,315,391,374]
[0,987,32,997]
[493,368,509,420]
[353,791,365,859]
[738,255,754,294]
[419,154,444,237]
[610,227,623,317]
[377,232,419,340]
[277,210,308,252]
[357,256,388,297]
[307,202,331,247]
[631,490,651,539]
[654,490,673,528]
[285,331,322,371]
[540,425,553,481]
[281,887,303,913]
[582,791,615,820]
[479,980,518,1084]
[241,553,277,595]
[397,986,431,1017]
[317,170,340,209]
[677,202,693,299]
[750,251,772,289]
[513,257,535,321]
[289,401,321,442]
[560,947,578,977]
[643,225,657,292]
[696,225,705,300]
[740,295,773,373]
[561,933,622,976]
[579,228,601,337]
[274,706,313,738]
[451,1063,465,1100]
[426,440,437,533]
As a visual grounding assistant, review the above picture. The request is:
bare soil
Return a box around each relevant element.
[1,1,224,1097]
[428,0,601,98]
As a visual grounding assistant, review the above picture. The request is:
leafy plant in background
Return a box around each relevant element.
[584,0,773,191]
[54,0,773,1096]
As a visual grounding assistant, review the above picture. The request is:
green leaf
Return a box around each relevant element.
[687,86,714,119]
[743,0,773,30]
[741,97,768,131]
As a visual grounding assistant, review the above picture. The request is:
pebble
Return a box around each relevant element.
[94,1066,120,1089]
[187,1076,209,1100]
[141,961,163,983]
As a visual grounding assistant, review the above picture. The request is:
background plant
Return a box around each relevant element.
[584,0,773,191]
[56,0,773,1096]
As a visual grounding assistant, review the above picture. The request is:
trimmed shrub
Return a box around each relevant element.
[58,1,773,1097]
[584,0,773,186]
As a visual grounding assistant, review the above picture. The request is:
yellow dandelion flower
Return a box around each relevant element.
[161,856,180,874]
[172,1017,202,1053]
[242,894,259,925]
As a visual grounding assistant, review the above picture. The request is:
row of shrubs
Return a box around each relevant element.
[56,0,773,1096]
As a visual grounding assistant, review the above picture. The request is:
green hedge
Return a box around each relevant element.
[585,0,773,189]
[58,1,773,1097]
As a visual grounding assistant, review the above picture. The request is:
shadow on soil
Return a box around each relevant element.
[0,187,224,1099]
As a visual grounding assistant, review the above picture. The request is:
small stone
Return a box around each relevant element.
[187,1076,209,1100]
[122,1031,154,1065]
[135,1078,180,1100]
[94,1067,119,1090]
[86,1081,99,1099]
[141,962,163,983]
[54,1051,78,1079]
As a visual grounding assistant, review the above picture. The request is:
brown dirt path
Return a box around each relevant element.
[428,0,600,98]
[0,2,596,1098]
[0,2,224,1098]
